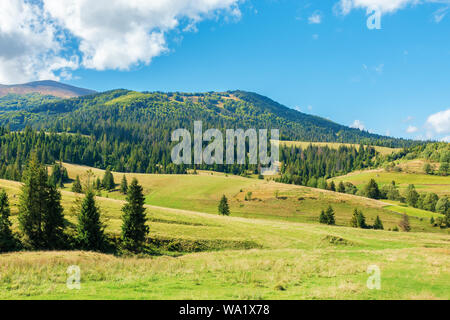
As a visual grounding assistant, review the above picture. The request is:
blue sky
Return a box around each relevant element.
[1,0,450,141]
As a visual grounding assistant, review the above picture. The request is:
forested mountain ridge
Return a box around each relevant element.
[0,80,96,98]
[0,89,418,148]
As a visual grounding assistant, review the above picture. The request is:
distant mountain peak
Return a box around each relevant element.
[0,80,96,98]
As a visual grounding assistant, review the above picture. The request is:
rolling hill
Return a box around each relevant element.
[0,163,449,299]
[0,88,417,147]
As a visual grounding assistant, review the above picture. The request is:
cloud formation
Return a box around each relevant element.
[336,0,421,15]
[426,109,450,134]
[308,12,322,24]
[0,0,241,84]
[351,120,365,130]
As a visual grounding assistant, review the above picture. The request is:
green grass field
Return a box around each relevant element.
[331,166,450,197]
[0,163,449,300]
[280,141,401,156]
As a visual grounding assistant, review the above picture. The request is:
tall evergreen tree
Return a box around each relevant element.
[72,175,83,193]
[102,169,115,191]
[373,215,384,230]
[77,190,105,251]
[325,206,336,225]
[364,179,381,199]
[0,190,16,252]
[218,195,230,216]
[120,175,128,195]
[18,154,66,249]
[319,210,328,224]
[121,178,149,252]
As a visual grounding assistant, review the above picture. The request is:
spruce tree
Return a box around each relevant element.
[102,169,115,191]
[373,215,384,230]
[18,154,66,249]
[218,195,230,216]
[350,209,359,228]
[356,210,367,229]
[364,179,381,199]
[0,190,16,252]
[325,206,336,225]
[72,175,83,193]
[121,178,149,252]
[337,181,346,193]
[319,210,328,224]
[77,190,105,251]
[120,175,128,195]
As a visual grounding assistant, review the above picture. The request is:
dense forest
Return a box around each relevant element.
[0,90,430,184]
[0,89,420,147]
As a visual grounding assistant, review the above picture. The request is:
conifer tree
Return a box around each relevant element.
[72,175,83,193]
[120,175,128,195]
[350,209,359,228]
[337,181,346,193]
[121,178,149,252]
[325,205,336,225]
[319,210,328,224]
[218,195,230,216]
[373,215,384,230]
[77,190,105,251]
[102,168,115,191]
[18,155,66,249]
[364,179,381,199]
[0,190,16,252]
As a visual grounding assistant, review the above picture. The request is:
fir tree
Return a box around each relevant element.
[18,154,66,249]
[218,195,230,216]
[364,179,381,199]
[72,175,83,193]
[121,178,149,252]
[120,175,128,195]
[0,190,16,252]
[102,168,115,191]
[373,216,384,230]
[325,206,336,225]
[77,190,105,251]
[337,181,346,193]
[319,210,328,224]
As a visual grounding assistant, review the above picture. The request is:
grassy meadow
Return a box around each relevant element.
[279,141,401,156]
[0,163,449,300]
[330,159,450,197]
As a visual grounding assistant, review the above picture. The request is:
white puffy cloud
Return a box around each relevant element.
[336,0,421,15]
[0,0,78,84]
[0,0,241,83]
[308,12,322,24]
[426,109,450,134]
[351,120,365,130]
[406,125,418,133]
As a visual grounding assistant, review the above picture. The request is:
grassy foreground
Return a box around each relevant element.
[0,164,449,299]
[1,211,449,299]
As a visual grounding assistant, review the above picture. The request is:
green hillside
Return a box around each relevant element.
[0,165,449,300]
